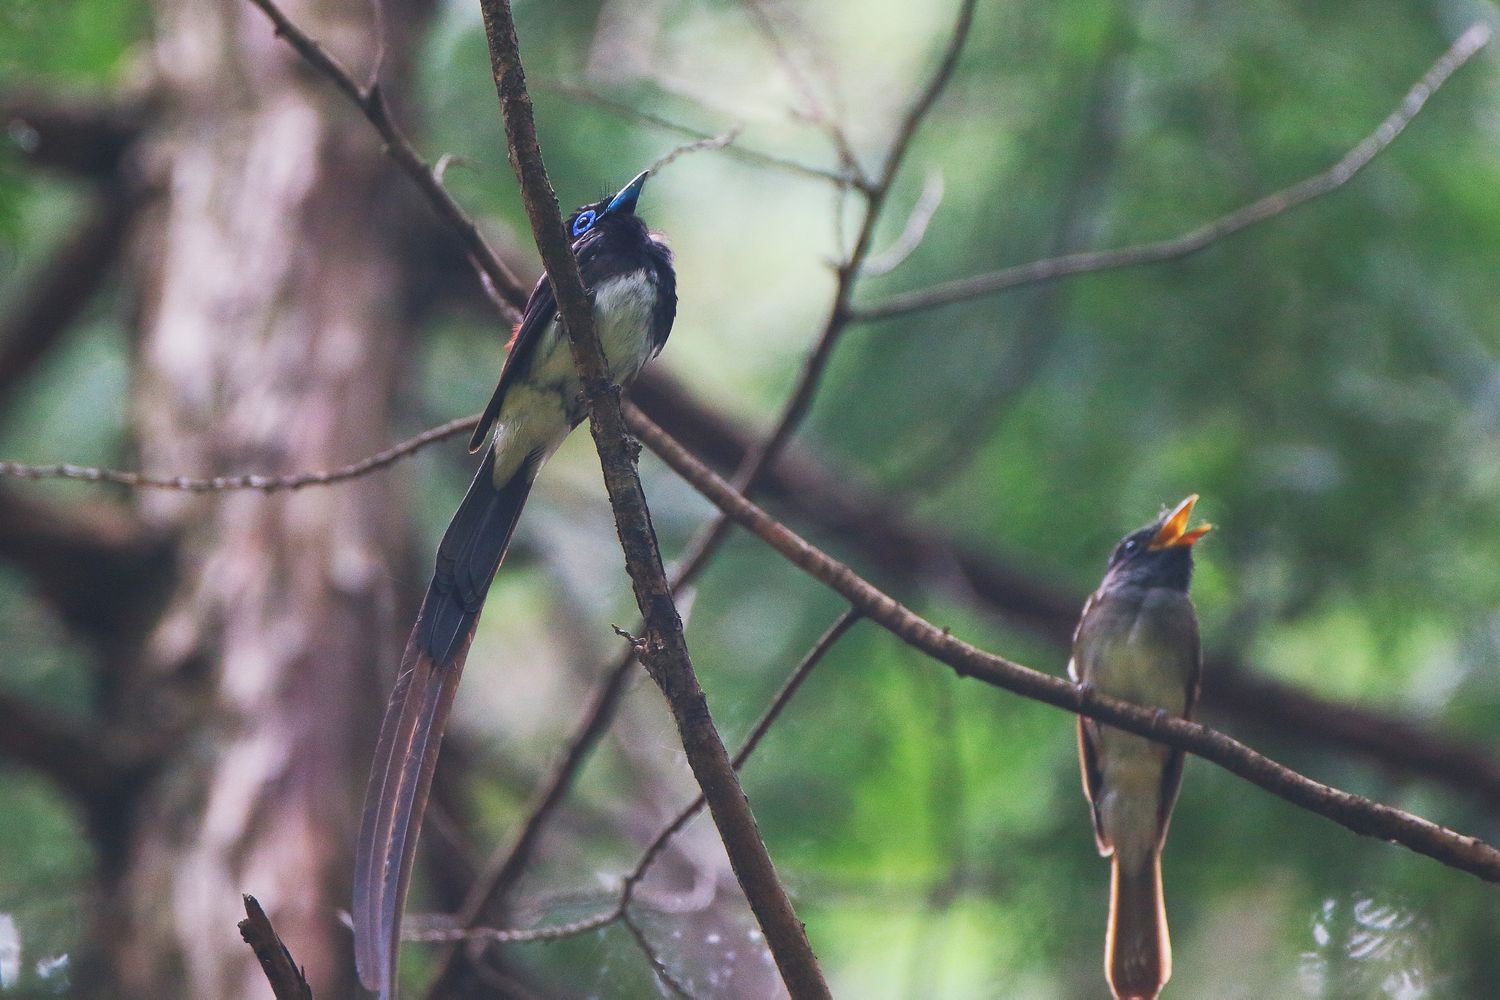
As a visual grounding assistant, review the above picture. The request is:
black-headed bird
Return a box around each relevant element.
[354,171,676,998]
[1070,495,1211,1000]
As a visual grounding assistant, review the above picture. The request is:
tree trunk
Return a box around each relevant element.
[106,0,426,994]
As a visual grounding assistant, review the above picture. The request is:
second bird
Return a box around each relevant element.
[1071,494,1211,1000]
[353,170,676,999]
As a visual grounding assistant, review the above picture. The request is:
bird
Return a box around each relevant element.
[1070,494,1211,1000]
[353,170,676,998]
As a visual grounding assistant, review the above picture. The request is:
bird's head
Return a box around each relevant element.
[565,170,651,249]
[1103,494,1212,591]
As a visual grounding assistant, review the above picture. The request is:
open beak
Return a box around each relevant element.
[605,170,649,216]
[1149,494,1213,549]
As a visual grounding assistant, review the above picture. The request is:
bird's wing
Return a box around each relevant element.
[468,274,558,452]
[1153,599,1201,847]
[1071,591,1112,853]
[1076,710,1110,853]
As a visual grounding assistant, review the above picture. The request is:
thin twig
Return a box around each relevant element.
[245,0,529,319]
[404,906,619,943]
[541,81,857,188]
[625,402,1500,886]
[863,169,945,277]
[854,23,1492,321]
[649,126,744,174]
[238,895,314,1000]
[473,3,831,998]
[0,415,478,491]
[736,0,865,185]
[621,908,696,1000]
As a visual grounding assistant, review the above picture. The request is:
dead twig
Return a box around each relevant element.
[238,895,314,1000]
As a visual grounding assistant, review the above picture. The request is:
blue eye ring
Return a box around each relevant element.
[571,210,596,237]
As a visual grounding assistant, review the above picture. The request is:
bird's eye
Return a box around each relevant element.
[1122,539,1139,555]
[571,210,596,237]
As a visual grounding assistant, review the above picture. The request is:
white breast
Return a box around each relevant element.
[592,272,660,383]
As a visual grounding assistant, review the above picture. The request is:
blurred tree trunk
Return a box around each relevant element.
[101,0,429,995]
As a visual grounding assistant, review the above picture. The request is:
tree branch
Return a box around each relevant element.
[244,0,529,319]
[625,402,1500,885]
[0,414,477,491]
[853,23,1491,321]
[540,82,854,188]
[238,895,314,1000]
[473,3,831,997]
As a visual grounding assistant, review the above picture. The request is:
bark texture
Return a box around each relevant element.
[108,0,426,994]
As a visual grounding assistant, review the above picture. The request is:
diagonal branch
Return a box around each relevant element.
[238,895,314,1000]
[854,23,1492,322]
[245,0,529,319]
[473,3,831,997]
[625,402,1500,885]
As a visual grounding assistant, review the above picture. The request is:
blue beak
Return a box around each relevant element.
[604,170,649,216]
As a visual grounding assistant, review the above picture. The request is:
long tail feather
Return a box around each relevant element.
[353,636,465,997]
[1106,851,1171,1000]
[354,444,539,997]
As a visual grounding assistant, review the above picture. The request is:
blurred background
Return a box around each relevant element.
[2,0,1500,996]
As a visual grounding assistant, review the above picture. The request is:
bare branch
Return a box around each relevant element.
[244,0,529,319]
[238,896,314,1000]
[736,0,865,185]
[430,12,977,980]
[540,81,856,188]
[621,909,696,1000]
[625,402,1500,885]
[854,23,1492,321]
[405,907,618,944]
[648,126,744,174]
[0,415,477,492]
[473,4,831,997]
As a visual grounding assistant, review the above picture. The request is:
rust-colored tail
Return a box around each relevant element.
[1106,850,1170,1000]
